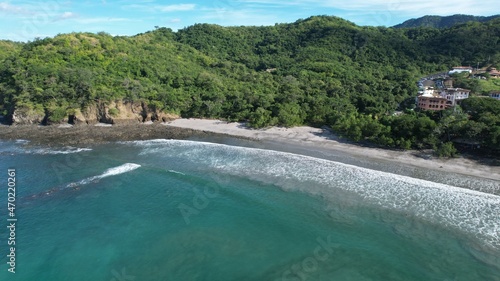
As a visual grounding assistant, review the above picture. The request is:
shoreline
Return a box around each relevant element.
[1,120,499,182]
[165,119,500,182]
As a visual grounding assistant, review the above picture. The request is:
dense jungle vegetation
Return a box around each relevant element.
[1,16,499,156]
[394,14,500,29]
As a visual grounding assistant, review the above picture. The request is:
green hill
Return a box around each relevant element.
[1,16,499,155]
[394,14,500,29]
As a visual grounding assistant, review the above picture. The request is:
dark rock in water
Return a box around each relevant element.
[0,123,210,146]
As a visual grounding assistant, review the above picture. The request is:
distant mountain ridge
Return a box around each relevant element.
[394,14,500,28]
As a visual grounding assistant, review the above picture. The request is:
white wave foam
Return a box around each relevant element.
[167,169,186,176]
[120,139,171,145]
[3,145,93,155]
[66,163,141,188]
[130,140,500,249]
[33,147,93,155]
[99,163,142,178]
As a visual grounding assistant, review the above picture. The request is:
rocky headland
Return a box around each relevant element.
[7,100,178,126]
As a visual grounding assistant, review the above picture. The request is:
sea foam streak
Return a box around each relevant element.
[32,147,93,155]
[26,163,142,200]
[99,163,142,178]
[67,163,142,188]
[0,142,92,155]
[167,169,186,176]
[128,139,500,249]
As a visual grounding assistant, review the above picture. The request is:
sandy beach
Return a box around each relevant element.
[166,118,500,182]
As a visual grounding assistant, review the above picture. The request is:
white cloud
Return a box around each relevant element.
[159,4,195,12]
[55,11,78,21]
[200,8,280,26]
[75,17,135,24]
[118,0,157,3]
[237,0,500,16]
[123,3,196,13]
[170,18,182,23]
[61,11,75,18]
[236,0,302,6]
[0,2,31,15]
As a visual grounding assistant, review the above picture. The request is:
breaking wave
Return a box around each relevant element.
[126,139,500,249]
[32,147,93,155]
[27,163,142,199]
[66,163,142,188]
[0,141,92,155]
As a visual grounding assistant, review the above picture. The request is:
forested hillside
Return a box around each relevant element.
[1,16,499,155]
[0,40,21,62]
[394,14,500,29]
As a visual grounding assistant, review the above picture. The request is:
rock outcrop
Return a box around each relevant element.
[104,100,144,124]
[11,106,45,125]
[10,100,179,125]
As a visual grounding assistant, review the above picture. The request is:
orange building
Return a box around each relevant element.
[417,93,447,111]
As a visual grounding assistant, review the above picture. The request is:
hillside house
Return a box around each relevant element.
[448,66,473,75]
[489,68,500,78]
[440,88,471,106]
[417,91,447,111]
[491,92,500,100]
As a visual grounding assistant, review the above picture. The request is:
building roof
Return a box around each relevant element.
[452,66,473,69]
[419,93,445,99]
[444,88,471,92]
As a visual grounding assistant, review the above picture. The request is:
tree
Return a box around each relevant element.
[435,107,468,142]
[436,142,458,158]
[248,107,275,128]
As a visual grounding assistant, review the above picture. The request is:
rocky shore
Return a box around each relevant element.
[0,123,210,146]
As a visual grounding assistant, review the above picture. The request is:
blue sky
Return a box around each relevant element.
[1,0,499,42]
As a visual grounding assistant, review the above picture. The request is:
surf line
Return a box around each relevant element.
[27,163,142,200]
[167,169,186,176]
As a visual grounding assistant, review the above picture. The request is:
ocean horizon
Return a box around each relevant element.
[1,138,499,281]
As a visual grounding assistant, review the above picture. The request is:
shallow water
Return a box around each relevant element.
[0,139,499,281]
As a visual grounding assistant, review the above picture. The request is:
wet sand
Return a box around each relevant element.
[166,119,500,182]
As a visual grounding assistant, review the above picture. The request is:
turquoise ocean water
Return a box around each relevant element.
[0,138,499,281]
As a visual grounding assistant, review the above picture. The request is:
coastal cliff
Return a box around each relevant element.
[9,100,178,125]
[10,105,45,125]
